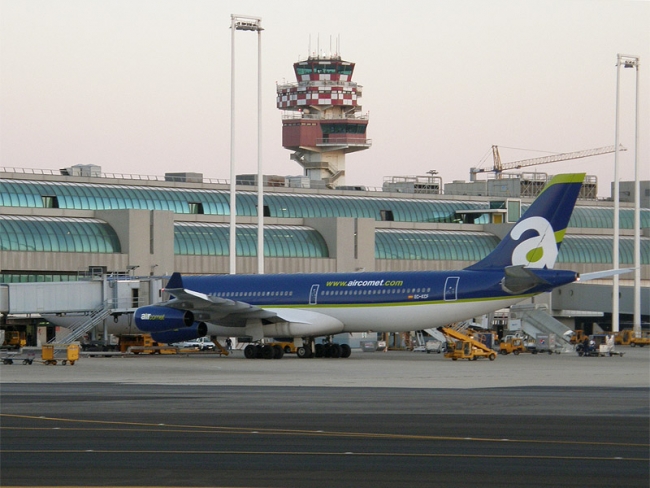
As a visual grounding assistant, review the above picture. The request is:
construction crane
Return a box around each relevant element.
[471,145,626,179]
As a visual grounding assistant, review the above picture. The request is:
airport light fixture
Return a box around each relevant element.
[613,54,640,334]
[230,15,264,275]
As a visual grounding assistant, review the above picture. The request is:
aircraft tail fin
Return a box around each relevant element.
[466,173,585,271]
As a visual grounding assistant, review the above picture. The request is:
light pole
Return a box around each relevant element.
[613,54,640,334]
[230,14,264,275]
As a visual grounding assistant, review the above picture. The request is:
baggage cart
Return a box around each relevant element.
[42,344,80,365]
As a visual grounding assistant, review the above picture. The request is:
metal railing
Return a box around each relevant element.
[48,301,114,345]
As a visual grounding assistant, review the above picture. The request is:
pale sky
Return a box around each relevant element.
[1,0,648,197]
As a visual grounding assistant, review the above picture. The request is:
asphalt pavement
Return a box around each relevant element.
[1,347,648,487]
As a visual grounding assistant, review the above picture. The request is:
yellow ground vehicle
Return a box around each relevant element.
[570,330,588,345]
[615,330,650,347]
[440,326,497,361]
[499,336,527,355]
[2,331,27,349]
[444,340,497,361]
[119,334,176,354]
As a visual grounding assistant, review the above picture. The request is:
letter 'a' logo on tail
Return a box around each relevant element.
[466,174,585,271]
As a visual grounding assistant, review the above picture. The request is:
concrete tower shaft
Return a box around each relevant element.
[276,54,371,188]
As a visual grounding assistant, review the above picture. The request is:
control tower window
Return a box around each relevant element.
[296,62,353,76]
[322,123,367,134]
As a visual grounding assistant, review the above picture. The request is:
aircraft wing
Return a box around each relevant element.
[163,274,279,328]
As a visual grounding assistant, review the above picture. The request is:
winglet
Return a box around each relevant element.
[466,173,585,271]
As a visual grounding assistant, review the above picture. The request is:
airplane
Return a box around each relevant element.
[134,173,620,359]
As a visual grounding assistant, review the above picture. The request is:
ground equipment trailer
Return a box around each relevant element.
[439,326,497,361]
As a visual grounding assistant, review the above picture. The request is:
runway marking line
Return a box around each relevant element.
[0,448,648,463]
[2,413,649,452]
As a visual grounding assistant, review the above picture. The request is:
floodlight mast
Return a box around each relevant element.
[230,15,264,275]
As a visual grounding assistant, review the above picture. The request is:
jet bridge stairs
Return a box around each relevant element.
[47,302,113,345]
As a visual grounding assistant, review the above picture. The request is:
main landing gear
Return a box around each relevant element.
[243,337,352,359]
[297,342,351,358]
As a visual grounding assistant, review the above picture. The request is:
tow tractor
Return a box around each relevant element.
[499,336,527,355]
[439,325,497,361]
[615,329,650,347]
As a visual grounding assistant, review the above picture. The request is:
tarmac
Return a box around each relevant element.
[2,346,648,487]
[1,345,648,389]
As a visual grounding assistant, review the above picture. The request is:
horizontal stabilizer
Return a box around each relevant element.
[578,268,634,282]
[501,265,550,294]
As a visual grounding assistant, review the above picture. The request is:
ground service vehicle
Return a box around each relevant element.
[440,326,497,361]
[445,340,497,361]
[499,336,527,355]
[119,334,176,354]
[2,331,26,349]
[570,330,589,345]
[615,330,650,347]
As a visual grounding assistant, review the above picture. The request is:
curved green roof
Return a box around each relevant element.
[0,180,487,223]
[2,213,647,265]
[558,236,649,265]
[2,179,648,228]
[0,216,121,253]
[174,223,329,258]
[376,230,499,261]
[375,230,649,265]
[523,204,650,229]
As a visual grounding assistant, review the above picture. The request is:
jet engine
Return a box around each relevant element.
[134,306,194,333]
[150,322,207,344]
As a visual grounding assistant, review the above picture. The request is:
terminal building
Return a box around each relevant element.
[1,166,648,346]
[1,52,648,347]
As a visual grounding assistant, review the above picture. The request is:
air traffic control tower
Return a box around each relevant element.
[276,53,371,188]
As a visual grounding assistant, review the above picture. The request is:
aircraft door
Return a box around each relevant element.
[444,277,460,301]
[309,284,320,305]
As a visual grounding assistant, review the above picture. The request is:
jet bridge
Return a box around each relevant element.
[0,276,164,344]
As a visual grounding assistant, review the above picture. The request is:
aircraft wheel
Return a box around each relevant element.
[261,345,274,359]
[340,344,351,358]
[272,345,284,359]
[330,344,342,358]
[296,346,311,359]
[314,344,324,358]
[244,344,257,359]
